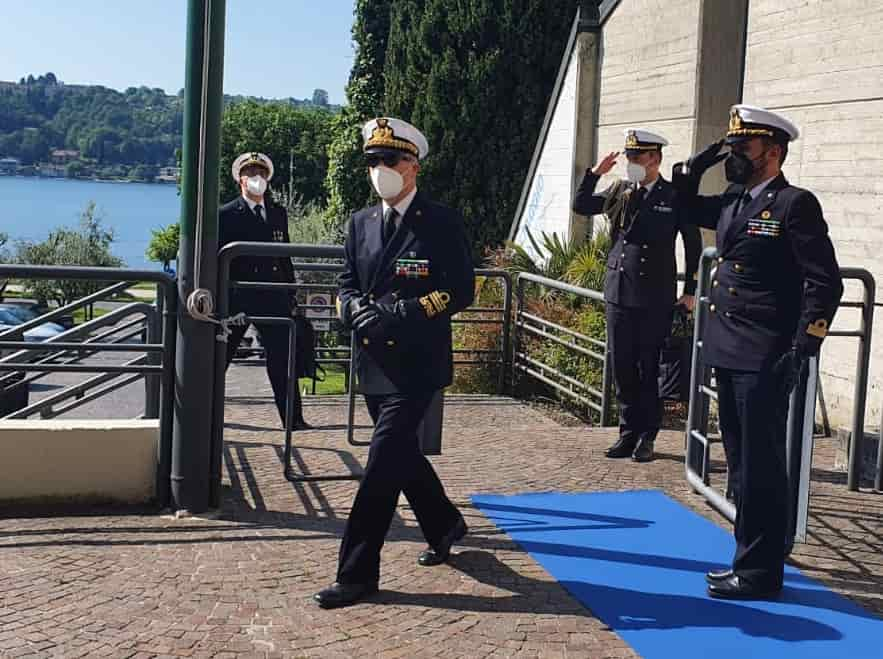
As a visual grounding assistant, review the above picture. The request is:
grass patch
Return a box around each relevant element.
[299,366,347,395]
[73,306,111,324]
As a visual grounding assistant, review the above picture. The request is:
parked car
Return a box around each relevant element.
[0,308,66,341]
[0,301,74,329]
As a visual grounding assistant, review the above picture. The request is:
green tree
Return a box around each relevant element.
[64,160,88,178]
[15,202,124,306]
[384,0,579,256]
[219,101,334,205]
[146,223,180,271]
[323,0,393,233]
[312,89,329,106]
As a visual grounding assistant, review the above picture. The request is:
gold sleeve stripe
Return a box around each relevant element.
[806,319,828,338]
[419,290,452,318]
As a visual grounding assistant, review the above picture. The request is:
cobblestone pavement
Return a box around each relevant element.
[0,364,881,658]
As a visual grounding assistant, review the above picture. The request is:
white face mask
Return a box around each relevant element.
[370,166,404,200]
[245,175,267,197]
[626,162,646,184]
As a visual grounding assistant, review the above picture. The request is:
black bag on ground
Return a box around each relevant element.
[657,305,694,402]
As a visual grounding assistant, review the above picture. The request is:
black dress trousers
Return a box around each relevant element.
[336,390,461,585]
[224,320,304,427]
[715,366,789,589]
[605,302,673,441]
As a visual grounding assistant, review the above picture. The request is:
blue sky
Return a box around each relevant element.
[1,1,356,103]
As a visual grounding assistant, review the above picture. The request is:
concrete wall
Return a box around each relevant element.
[0,420,158,504]
[513,44,580,258]
[592,0,703,276]
[742,0,883,428]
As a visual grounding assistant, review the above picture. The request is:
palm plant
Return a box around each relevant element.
[500,227,611,303]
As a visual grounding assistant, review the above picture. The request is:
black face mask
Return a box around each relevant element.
[725,149,767,184]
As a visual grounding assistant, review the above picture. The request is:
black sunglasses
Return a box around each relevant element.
[365,152,411,168]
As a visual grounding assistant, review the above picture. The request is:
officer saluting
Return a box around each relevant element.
[675,105,843,599]
[218,152,310,430]
[314,118,475,609]
[573,129,701,462]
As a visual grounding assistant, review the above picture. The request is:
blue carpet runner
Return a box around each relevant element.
[471,490,882,658]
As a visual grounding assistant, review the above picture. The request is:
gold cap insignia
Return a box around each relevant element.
[624,130,658,151]
[728,107,774,139]
[365,117,419,156]
[761,210,771,219]
[806,319,828,338]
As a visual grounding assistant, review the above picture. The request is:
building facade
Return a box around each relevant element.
[511,0,883,430]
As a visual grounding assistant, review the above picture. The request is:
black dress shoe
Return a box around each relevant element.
[605,437,638,458]
[705,568,734,585]
[632,438,654,463]
[707,574,781,600]
[313,581,378,609]
[418,516,468,566]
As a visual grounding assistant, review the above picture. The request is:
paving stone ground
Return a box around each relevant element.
[0,362,881,658]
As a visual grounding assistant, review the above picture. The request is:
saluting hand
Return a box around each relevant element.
[687,140,727,177]
[592,152,620,176]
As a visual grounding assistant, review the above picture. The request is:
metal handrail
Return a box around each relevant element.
[513,271,612,425]
[0,264,178,508]
[685,247,877,525]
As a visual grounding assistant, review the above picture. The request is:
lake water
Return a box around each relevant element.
[0,176,182,270]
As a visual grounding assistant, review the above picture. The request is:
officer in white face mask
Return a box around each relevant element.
[314,117,475,609]
[572,129,702,462]
[217,152,311,430]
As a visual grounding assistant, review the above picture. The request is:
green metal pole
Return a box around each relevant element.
[171,0,226,513]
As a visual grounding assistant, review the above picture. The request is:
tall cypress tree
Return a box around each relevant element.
[324,0,393,232]
[384,0,579,256]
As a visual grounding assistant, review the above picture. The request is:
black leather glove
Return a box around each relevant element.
[353,300,402,343]
[686,139,728,177]
[339,296,376,331]
[672,140,727,197]
[772,348,806,397]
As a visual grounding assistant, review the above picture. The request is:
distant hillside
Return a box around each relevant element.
[0,72,340,168]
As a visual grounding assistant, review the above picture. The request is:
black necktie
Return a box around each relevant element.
[734,191,751,216]
[383,207,398,246]
[254,204,265,223]
[629,186,646,214]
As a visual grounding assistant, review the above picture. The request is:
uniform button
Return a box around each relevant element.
[728,287,737,295]
[386,340,395,346]
[623,240,629,245]
[712,280,719,287]
[621,252,625,258]
[640,258,646,263]
[734,263,743,272]
[640,272,646,276]
[362,338,370,346]
[725,311,732,318]
[718,257,724,263]
[272,265,278,272]
[642,244,648,249]
[619,267,624,272]
[710,304,716,312]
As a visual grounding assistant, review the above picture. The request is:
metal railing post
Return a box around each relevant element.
[841,269,875,491]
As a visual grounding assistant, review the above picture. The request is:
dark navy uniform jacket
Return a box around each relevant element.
[687,174,843,371]
[218,196,295,316]
[572,173,702,307]
[338,193,475,395]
